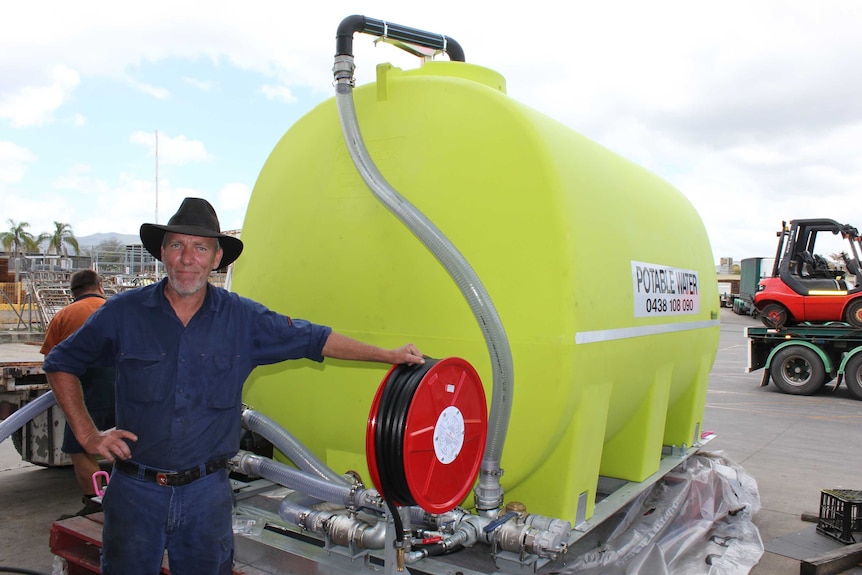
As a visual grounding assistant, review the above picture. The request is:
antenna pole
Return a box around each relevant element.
[155,129,159,224]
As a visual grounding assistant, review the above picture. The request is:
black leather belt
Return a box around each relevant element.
[115,458,228,487]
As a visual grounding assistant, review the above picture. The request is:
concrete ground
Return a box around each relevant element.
[704,309,862,574]
[0,442,79,573]
[1,308,861,573]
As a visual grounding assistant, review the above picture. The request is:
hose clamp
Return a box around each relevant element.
[332,56,356,86]
[347,482,361,508]
[296,511,310,530]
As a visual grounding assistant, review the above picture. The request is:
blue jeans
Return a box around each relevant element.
[101,466,234,575]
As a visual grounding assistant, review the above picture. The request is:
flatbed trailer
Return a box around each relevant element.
[46,441,715,575]
[745,323,862,398]
[0,342,70,466]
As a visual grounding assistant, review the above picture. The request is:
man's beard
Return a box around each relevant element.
[167,271,209,296]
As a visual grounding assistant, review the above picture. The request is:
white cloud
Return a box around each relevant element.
[217,182,252,230]
[130,131,211,166]
[0,65,80,127]
[124,76,170,100]
[0,195,57,239]
[259,84,297,104]
[184,77,215,91]
[71,113,87,127]
[0,141,36,183]
[46,169,211,236]
[52,164,98,192]
[3,0,862,262]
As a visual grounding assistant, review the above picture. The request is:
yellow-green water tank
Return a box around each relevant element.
[232,60,720,523]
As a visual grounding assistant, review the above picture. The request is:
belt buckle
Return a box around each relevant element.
[156,472,169,486]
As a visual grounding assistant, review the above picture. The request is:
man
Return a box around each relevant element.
[40,269,115,519]
[44,197,424,575]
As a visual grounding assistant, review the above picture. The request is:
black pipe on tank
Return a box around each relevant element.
[335,15,465,62]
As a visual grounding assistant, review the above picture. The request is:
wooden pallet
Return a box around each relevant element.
[49,513,114,575]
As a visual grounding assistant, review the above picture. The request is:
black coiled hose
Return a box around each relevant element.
[373,358,438,542]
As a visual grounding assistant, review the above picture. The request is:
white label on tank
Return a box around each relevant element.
[631,261,700,318]
[433,406,465,465]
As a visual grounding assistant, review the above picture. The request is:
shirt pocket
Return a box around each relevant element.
[119,351,169,403]
[200,352,242,409]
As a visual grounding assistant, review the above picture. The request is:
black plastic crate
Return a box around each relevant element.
[816,489,862,544]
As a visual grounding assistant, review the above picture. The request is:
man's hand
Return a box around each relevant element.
[80,427,138,463]
[389,343,425,365]
[48,370,137,463]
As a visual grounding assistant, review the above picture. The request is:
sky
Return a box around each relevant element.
[2,1,861,264]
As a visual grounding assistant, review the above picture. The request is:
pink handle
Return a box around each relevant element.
[92,470,110,497]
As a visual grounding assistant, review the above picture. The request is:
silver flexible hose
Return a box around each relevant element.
[278,496,312,525]
[236,451,383,512]
[334,59,512,510]
[0,391,56,444]
[241,408,350,485]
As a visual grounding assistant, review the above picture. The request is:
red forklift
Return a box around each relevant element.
[754,219,862,328]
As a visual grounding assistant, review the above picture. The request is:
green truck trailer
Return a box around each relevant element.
[746,323,862,398]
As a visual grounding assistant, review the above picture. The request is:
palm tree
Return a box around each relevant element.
[0,219,44,283]
[0,219,41,254]
[45,221,80,259]
[0,219,41,282]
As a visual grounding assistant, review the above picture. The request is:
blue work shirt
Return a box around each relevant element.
[43,279,332,471]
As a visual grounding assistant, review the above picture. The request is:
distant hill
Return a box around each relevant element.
[76,232,140,249]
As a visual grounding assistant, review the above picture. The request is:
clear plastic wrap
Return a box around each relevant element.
[561,451,763,575]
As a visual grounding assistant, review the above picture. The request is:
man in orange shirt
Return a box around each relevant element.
[41,269,116,518]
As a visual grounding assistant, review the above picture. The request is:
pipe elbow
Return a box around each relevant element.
[443,37,465,62]
[336,15,367,56]
[356,518,387,549]
[240,408,253,428]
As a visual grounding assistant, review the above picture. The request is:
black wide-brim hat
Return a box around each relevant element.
[139,197,243,270]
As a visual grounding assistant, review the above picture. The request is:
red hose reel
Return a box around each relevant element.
[366,357,487,514]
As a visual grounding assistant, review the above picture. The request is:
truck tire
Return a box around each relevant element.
[844,299,862,329]
[842,353,862,400]
[770,346,826,395]
[761,303,789,328]
[11,429,23,457]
